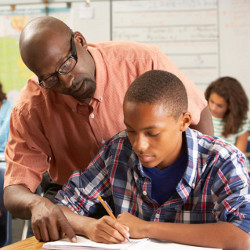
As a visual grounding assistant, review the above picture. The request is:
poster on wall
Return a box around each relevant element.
[0,4,70,97]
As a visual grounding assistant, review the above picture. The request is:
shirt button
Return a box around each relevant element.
[99,96,103,101]
[90,113,95,119]
[155,213,160,219]
[102,139,106,144]
[142,191,147,196]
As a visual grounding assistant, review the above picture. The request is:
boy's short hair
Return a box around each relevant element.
[124,70,188,119]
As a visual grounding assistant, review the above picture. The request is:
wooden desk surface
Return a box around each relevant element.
[1,237,44,250]
[1,236,222,250]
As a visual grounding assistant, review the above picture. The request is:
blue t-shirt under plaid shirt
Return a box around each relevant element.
[55,128,250,234]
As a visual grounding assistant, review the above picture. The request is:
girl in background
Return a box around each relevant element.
[0,82,13,154]
[205,77,249,170]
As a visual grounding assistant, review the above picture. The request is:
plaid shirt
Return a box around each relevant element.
[55,128,250,233]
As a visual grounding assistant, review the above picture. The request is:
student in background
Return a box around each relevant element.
[0,82,12,155]
[4,16,213,242]
[205,77,249,169]
[55,70,249,249]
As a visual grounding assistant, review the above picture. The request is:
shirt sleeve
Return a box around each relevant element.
[236,117,250,137]
[54,147,112,216]
[212,151,250,233]
[4,103,51,193]
[152,46,207,125]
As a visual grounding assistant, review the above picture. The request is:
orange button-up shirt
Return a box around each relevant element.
[4,41,206,192]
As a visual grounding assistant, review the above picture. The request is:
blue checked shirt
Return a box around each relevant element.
[55,128,250,233]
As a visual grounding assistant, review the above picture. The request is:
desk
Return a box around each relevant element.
[1,237,43,250]
[5,237,220,250]
[2,236,221,250]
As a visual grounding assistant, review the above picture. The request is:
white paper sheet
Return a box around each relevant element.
[43,235,148,249]
[43,236,221,250]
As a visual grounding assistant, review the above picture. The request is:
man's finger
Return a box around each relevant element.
[58,215,77,242]
[38,220,50,242]
[47,218,60,241]
[32,223,42,241]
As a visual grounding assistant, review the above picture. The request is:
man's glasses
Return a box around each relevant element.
[38,34,78,89]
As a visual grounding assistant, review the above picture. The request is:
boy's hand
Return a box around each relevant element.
[117,212,148,239]
[86,216,130,243]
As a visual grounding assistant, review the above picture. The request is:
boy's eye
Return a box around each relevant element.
[147,132,159,137]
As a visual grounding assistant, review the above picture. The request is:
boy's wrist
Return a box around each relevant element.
[141,221,152,238]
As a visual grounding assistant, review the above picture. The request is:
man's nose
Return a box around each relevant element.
[57,73,74,88]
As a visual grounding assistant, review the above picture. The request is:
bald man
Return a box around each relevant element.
[4,16,213,242]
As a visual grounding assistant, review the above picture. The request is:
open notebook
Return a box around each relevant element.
[43,235,148,250]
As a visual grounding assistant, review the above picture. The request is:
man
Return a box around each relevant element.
[55,70,250,249]
[4,16,212,242]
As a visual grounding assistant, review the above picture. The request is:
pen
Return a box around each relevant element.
[97,196,130,242]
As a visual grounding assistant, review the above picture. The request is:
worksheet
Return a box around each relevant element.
[43,236,221,250]
[43,235,148,249]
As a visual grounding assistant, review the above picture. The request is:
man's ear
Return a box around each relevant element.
[179,112,192,132]
[74,31,87,48]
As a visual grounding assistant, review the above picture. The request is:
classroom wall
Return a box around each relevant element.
[71,0,250,97]
[0,0,249,101]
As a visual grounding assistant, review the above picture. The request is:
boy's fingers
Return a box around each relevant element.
[103,217,130,240]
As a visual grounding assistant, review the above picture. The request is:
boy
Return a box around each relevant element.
[55,70,250,249]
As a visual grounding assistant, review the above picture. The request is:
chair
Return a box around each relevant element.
[246,138,250,161]
[0,164,12,247]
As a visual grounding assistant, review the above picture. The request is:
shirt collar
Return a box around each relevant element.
[65,45,105,109]
[87,45,106,103]
[181,127,199,189]
[135,128,199,189]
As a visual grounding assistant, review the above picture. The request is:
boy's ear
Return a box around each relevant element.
[179,112,192,132]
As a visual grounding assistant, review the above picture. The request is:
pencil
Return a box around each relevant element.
[97,196,130,242]
[98,196,116,220]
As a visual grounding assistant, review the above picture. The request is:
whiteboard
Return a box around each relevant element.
[70,1,110,43]
[2,0,250,99]
[219,0,250,97]
[111,0,250,98]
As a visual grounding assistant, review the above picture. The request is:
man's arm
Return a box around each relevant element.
[4,185,76,242]
[117,213,250,249]
[190,105,214,136]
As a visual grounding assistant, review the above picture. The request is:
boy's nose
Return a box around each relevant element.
[133,135,149,153]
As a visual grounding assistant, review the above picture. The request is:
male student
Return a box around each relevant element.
[55,70,250,249]
[4,16,213,241]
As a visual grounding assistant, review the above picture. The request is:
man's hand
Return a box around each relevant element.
[30,197,76,242]
[117,212,148,239]
[4,185,76,242]
[84,215,130,244]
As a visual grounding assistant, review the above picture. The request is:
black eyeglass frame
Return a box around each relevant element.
[38,34,78,89]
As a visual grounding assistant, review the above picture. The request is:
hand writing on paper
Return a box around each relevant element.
[31,197,76,242]
[117,212,148,239]
[85,215,130,244]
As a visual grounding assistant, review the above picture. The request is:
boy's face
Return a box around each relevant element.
[123,101,191,169]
